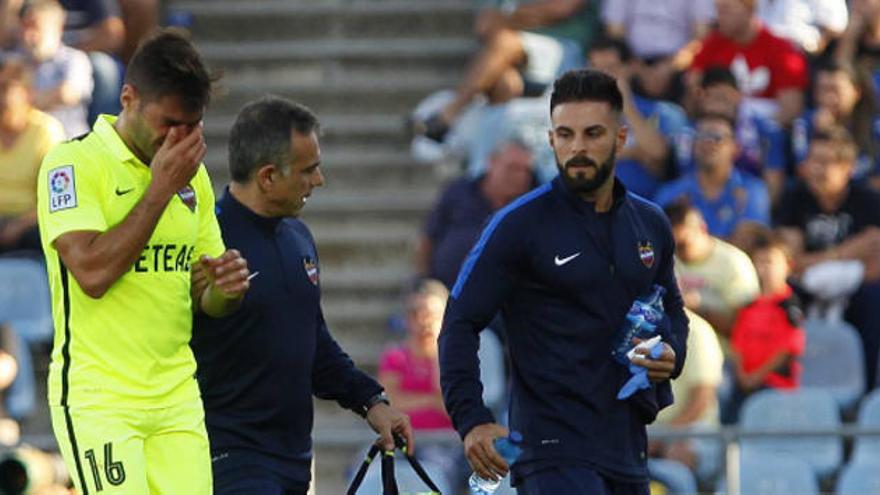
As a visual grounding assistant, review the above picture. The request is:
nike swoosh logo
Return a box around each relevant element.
[115,187,134,196]
[554,252,581,266]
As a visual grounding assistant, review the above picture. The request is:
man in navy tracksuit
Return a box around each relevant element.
[439,70,689,494]
[190,97,414,495]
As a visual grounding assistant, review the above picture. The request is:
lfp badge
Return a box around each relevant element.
[48,165,77,212]
[638,241,655,268]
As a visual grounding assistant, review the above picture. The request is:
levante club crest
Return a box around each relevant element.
[638,241,655,268]
[303,258,319,285]
[177,185,197,212]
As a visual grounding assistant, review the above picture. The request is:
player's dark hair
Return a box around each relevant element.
[550,69,623,114]
[125,28,215,112]
[228,96,321,183]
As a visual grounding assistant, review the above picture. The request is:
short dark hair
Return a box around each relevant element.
[701,66,739,90]
[125,28,214,112]
[815,58,859,86]
[747,227,792,261]
[663,198,699,227]
[550,69,623,114]
[810,125,858,164]
[228,96,320,183]
[588,35,633,64]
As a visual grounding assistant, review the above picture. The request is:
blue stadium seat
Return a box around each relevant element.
[836,461,880,495]
[801,320,865,411]
[736,453,819,495]
[739,388,842,480]
[0,258,53,344]
[803,317,859,336]
[648,458,698,494]
[853,388,880,463]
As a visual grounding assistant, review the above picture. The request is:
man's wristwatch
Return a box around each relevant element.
[358,392,390,418]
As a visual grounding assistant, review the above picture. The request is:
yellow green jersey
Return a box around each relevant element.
[37,115,225,409]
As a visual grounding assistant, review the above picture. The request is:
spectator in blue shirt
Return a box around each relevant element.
[654,112,770,242]
[679,66,787,202]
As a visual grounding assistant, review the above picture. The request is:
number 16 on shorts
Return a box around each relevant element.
[84,442,126,491]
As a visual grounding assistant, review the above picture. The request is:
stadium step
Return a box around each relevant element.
[171,0,476,42]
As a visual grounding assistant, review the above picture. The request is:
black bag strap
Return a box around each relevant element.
[345,435,443,494]
[346,444,381,495]
[381,449,400,495]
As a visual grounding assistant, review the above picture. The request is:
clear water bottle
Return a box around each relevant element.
[468,431,524,494]
[611,285,666,365]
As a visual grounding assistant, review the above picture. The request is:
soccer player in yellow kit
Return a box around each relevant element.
[36,30,250,494]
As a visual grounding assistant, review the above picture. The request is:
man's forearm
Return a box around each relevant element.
[59,188,171,298]
[199,282,243,317]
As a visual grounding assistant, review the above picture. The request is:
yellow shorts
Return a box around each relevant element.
[50,399,211,495]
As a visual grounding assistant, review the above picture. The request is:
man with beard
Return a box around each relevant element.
[439,69,688,494]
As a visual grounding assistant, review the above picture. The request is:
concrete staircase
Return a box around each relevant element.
[168,1,476,492]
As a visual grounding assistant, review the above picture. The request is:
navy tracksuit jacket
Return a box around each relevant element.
[191,190,382,487]
[439,177,689,482]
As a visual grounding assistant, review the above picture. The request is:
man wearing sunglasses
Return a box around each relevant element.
[654,112,770,244]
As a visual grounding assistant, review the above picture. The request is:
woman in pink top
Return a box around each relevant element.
[379,279,453,430]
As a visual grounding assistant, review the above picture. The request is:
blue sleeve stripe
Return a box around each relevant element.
[451,183,552,299]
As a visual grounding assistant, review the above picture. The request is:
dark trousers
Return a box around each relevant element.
[518,466,649,495]
[213,475,307,495]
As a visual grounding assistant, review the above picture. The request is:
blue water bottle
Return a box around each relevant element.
[468,431,524,494]
[611,285,666,364]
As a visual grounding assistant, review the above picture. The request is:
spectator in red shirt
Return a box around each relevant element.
[729,230,805,417]
[688,0,808,125]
